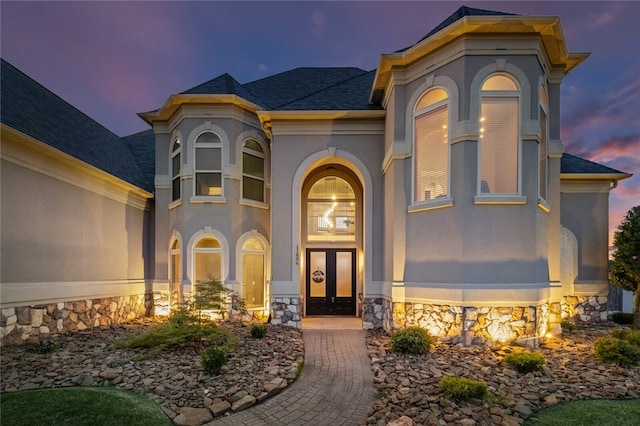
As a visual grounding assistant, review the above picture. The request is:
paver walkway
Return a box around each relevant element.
[209,320,374,425]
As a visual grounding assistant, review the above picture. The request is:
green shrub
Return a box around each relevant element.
[611,329,640,346]
[201,346,228,375]
[390,326,432,354]
[560,321,576,332]
[439,376,488,399]
[594,337,640,367]
[504,352,545,373]
[250,324,268,338]
[27,340,61,355]
[609,312,635,325]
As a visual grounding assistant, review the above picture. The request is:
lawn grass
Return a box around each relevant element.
[0,387,172,426]
[524,399,640,426]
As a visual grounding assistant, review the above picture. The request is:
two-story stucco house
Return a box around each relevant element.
[1,6,631,345]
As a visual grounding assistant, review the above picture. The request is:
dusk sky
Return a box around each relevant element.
[2,1,638,243]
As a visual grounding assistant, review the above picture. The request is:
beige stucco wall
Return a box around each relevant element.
[268,119,385,302]
[151,107,271,300]
[1,132,153,308]
[560,182,611,296]
[382,45,554,306]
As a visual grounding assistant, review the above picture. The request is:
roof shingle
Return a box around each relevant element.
[1,59,151,192]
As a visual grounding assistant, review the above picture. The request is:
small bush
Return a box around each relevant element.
[27,340,61,355]
[439,376,488,399]
[609,312,635,325]
[504,352,545,373]
[390,326,432,354]
[611,329,640,346]
[250,324,268,338]
[594,337,640,367]
[560,321,576,332]
[201,346,228,375]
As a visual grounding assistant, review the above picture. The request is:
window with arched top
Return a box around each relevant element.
[414,88,449,203]
[194,236,222,283]
[171,139,181,202]
[479,74,520,194]
[194,132,222,196]
[539,86,548,200]
[170,238,181,307]
[307,176,356,241]
[242,139,265,202]
[242,237,266,309]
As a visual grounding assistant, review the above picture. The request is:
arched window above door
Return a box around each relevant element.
[307,176,356,241]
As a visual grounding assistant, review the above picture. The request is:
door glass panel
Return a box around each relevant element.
[336,252,353,297]
[309,251,326,297]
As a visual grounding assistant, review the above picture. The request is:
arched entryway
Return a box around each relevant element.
[302,165,362,316]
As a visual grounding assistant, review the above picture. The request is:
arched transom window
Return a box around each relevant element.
[195,132,222,196]
[194,237,222,283]
[242,238,266,309]
[307,176,356,241]
[479,74,520,194]
[414,88,449,203]
[242,139,265,202]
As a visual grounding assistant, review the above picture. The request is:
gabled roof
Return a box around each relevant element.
[561,153,630,177]
[370,5,589,104]
[1,59,151,192]
[181,73,261,104]
[397,6,517,53]
[122,129,156,192]
[244,67,373,110]
[270,69,379,111]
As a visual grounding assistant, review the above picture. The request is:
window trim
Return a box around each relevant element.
[240,138,268,206]
[187,229,229,293]
[411,86,452,209]
[475,72,523,203]
[236,231,270,311]
[192,131,225,202]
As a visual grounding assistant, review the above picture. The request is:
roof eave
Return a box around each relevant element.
[561,172,633,181]
[370,15,589,103]
[138,94,263,125]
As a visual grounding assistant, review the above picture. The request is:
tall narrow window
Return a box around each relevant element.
[479,75,519,194]
[195,132,222,196]
[539,86,548,200]
[242,139,265,202]
[170,239,181,307]
[194,237,222,283]
[171,139,181,202]
[242,238,265,309]
[414,88,449,203]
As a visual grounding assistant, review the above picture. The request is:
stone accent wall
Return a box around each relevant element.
[389,302,547,347]
[271,297,301,328]
[562,295,608,322]
[1,295,147,344]
[362,297,385,330]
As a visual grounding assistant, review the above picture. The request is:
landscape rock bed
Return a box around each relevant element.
[365,323,640,426]
[0,318,304,424]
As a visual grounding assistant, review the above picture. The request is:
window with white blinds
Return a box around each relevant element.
[479,75,519,195]
[414,89,449,203]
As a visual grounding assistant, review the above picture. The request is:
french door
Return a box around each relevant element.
[306,249,356,315]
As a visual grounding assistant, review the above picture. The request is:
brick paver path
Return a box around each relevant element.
[209,329,373,425]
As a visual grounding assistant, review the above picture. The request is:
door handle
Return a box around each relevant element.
[332,297,335,303]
